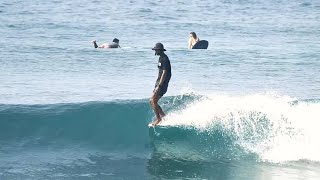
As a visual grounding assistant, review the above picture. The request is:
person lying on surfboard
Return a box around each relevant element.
[150,43,172,127]
[92,38,121,48]
[188,32,200,49]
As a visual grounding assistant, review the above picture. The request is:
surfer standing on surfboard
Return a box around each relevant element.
[150,43,171,127]
[188,32,200,49]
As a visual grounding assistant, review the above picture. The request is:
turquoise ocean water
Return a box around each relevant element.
[1,0,320,179]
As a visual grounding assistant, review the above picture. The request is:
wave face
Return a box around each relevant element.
[1,93,320,163]
[0,100,153,152]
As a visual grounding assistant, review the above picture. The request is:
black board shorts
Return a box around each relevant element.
[157,83,168,98]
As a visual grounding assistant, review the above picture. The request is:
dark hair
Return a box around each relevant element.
[113,38,119,43]
[190,32,197,39]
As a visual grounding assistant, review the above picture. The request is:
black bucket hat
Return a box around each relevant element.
[152,43,166,51]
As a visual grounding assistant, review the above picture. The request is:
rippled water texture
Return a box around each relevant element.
[1,0,319,104]
[0,0,320,179]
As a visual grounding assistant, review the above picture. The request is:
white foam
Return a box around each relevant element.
[161,91,320,163]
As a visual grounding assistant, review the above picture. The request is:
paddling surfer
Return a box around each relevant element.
[150,43,171,127]
[92,38,121,48]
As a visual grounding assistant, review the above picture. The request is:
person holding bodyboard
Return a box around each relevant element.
[188,32,209,49]
[188,32,200,49]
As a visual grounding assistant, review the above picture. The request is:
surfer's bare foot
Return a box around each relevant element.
[152,119,161,127]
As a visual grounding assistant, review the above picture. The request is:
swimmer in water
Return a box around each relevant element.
[188,32,199,49]
[92,38,121,48]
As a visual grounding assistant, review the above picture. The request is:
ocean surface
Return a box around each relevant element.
[1,0,320,179]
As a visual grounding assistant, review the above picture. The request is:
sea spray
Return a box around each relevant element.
[162,92,320,163]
